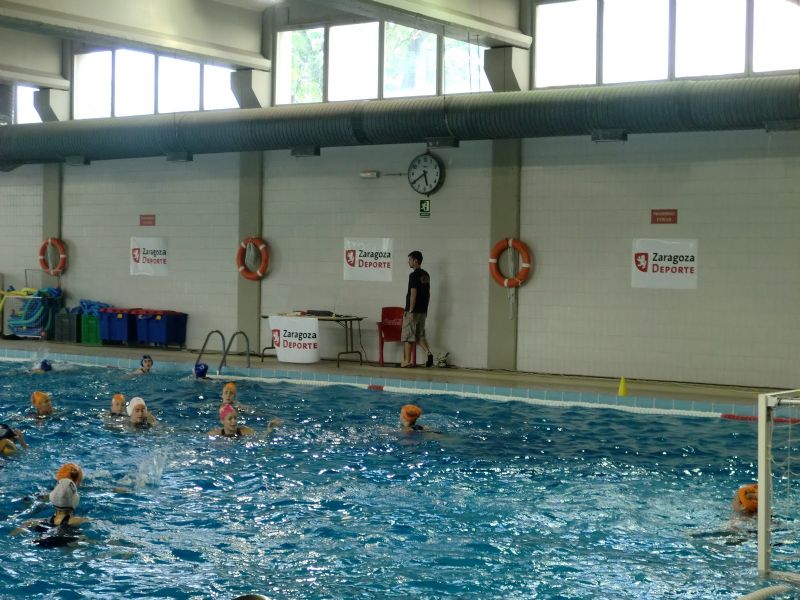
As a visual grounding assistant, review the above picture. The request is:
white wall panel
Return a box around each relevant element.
[519,130,800,388]
[261,142,492,367]
[0,165,44,290]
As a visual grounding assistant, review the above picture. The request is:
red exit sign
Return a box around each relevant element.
[139,214,156,226]
[651,209,677,224]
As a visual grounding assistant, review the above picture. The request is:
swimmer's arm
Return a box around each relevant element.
[13,429,28,448]
[266,417,283,434]
[207,428,222,436]
[9,519,38,535]
[69,516,90,525]
[240,426,256,436]
[0,439,16,455]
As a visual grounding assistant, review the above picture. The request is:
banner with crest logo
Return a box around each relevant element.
[130,237,169,276]
[631,238,698,289]
[343,238,393,282]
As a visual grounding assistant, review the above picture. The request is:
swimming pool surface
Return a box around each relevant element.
[1,358,798,599]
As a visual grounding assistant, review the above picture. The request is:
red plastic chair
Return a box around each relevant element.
[377,306,416,366]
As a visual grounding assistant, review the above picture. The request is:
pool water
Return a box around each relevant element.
[1,359,798,599]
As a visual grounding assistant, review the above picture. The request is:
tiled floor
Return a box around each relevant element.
[0,337,771,418]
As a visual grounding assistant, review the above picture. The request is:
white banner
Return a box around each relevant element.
[343,237,393,282]
[130,237,169,277]
[269,316,320,363]
[631,238,698,289]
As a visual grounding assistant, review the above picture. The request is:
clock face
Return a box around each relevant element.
[407,152,445,196]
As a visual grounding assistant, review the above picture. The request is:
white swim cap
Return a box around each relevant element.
[50,478,80,509]
[127,396,146,416]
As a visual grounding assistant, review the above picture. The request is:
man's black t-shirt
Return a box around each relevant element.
[405,268,430,313]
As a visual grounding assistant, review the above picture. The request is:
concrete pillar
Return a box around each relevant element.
[231,69,271,109]
[0,83,13,125]
[483,46,530,92]
[34,88,70,122]
[236,151,264,353]
[41,163,64,287]
[486,139,521,370]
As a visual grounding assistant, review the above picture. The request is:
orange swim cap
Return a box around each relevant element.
[112,393,125,403]
[223,382,237,394]
[55,462,84,486]
[401,404,422,422]
[31,390,50,406]
[738,483,758,513]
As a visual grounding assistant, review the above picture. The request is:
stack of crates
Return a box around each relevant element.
[133,310,187,347]
[99,308,138,344]
[54,310,81,343]
[81,314,101,345]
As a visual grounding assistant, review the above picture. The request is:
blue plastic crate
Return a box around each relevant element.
[134,310,187,347]
[99,308,137,343]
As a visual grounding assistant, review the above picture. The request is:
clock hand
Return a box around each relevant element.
[423,171,429,186]
[411,172,426,185]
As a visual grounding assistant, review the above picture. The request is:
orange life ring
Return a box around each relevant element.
[236,236,269,281]
[38,237,68,276]
[489,238,532,288]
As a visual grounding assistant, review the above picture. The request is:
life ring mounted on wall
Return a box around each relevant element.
[236,236,270,281]
[489,238,532,288]
[38,237,68,276]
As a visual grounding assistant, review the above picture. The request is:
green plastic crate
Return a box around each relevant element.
[81,314,101,345]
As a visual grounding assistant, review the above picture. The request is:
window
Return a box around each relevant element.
[114,49,155,117]
[73,51,112,119]
[603,0,669,83]
[675,0,746,77]
[535,0,597,88]
[158,56,200,113]
[443,37,491,94]
[328,22,379,101]
[15,86,41,124]
[203,65,238,110]
[753,0,800,72]
[275,28,324,104]
[384,22,437,98]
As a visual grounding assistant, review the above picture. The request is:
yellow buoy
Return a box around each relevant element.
[617,377,628,397]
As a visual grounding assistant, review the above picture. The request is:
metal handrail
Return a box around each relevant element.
[196,330,226,374]
[219,330,251,374]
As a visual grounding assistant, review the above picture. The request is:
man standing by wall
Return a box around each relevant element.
[402,250,434,368]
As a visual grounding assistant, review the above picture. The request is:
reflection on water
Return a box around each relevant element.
[0,361,797,599]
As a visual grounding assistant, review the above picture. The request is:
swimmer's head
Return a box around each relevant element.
[140,354,153,370]
[127,396,147,418]
[31,390,53,415]
[219,404,237,422]
[737,484,758,513]
[194,363,209,378]
[222,382,237,404]
[39,359,52,372]
[55,462,84,487]
[50,478,80,510]
[400,404,422,426]
[111,393,126,414]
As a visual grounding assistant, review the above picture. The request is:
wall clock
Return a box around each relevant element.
[407,152,445,196]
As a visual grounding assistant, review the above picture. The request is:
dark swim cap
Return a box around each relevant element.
[40,360,52,372]
[141,354,152,366]
[194,363,209,378]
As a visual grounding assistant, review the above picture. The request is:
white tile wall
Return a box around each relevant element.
[519,130,800,388]
[0,165,44,290]
[261,142,493,367]
[61,155,241,348]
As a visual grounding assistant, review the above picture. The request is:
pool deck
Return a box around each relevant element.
[0,337,774,418]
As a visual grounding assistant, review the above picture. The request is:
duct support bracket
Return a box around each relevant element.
[591,129,628,142]
[290,146,320,157]
[65,155,90,166]
[426,137,459,148]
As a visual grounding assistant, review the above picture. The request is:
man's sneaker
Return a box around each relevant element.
[425,353,434,368]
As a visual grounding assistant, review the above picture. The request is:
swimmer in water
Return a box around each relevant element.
[109,393,126,417]
[125,397,158,429]
[194,362,210,380]
[11,478,89,546]
[0,422,28,455]
[135,355,153,375]
[55,462,84,487]
[219,381,252,412]
[31,391,53,418]
[32,359,52,374]
[732,483,758,515]
[208,405,280,437]
[400,404,424,431]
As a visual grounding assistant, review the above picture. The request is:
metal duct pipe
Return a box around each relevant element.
[0,74,798,168]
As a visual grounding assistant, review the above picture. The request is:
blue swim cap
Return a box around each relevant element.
[194,363,209,378]
[39,360,52,372]
[141,354,152,366]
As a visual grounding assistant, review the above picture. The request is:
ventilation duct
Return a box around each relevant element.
[1,74,798,169]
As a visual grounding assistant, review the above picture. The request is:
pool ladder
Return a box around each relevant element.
[196,329,253,375]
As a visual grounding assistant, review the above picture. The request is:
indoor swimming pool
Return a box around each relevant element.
[0,358,798,599]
